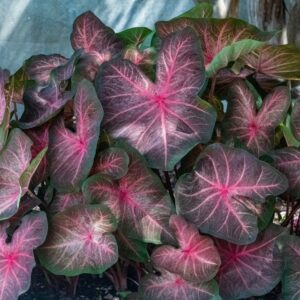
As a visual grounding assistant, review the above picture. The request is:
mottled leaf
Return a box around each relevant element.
[0,68,9,124]
[17,80,73,129]
[206,39,265,77]
[291,101,300,141]
[91,147,129,179]
[215,225,286,300]
[282,235,300,300]
[49,79,103,192]
[96,29,216,170]
[4,67,27,104]
[224,80,290,156]
[0,212,48,300]
[0,129,32,220]
[38,205,118,276]
[242,44,300,80]
[83,148,175,244]
[115,230,150,263]
[19,147,47,194]
[24,123,50,187]
[117,27,152,47]
[174,2,213,19]
[139,271,220,300]
[152,215,221,282]
[271,147,300,199]
[175,143,288,244]
[156,18,273,68]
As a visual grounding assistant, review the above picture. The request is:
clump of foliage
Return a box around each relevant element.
[1,3,300,299]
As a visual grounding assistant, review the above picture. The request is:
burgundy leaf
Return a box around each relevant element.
[175,143,288,244]
[91,147,129,179]
[291,101,300,141]
[0,68,9,125]
[37,205,118,276]
[24,123,50,187]
[71,11,122,56]
[96,28,216,170]
[282,235,300,300]
[139,271,220,300]
[83,147,175,244]
[48,79,103,192]
[49,191,87,214]
[17,80,73,129]
[24,54,67,85]
[215,225,286,300]
[271,147,300,199]
[0,129,32,220]
[0,212,48,300]
[151,215,221,282]
[156,18,272,68]
[224,80,290,156]
[50,50,82,82]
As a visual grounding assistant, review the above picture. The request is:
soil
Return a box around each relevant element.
[20,267,121,300]
[20,267,281,300]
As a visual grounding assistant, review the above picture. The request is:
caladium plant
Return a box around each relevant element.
[1,2,300,299]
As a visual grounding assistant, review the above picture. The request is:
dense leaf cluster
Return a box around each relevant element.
[1,3,300,299]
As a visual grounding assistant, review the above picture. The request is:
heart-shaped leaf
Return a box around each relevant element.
[291,101,300,141]
[48,191,87,214]
[24,54,67,85]
[83,147,175,244]
[156,18,273,69]
[48,79,103,192]
[17,79,73,129]
[224,80,290,156]
[0,129,33,220]
[71,11,122,56]
[96,28,216,170]
[139,271,220,300]
[242,44,300,80]
[271,147,300,199]
[175,143,288,244]
[152,215,221,282]
[282,235,300,300]
[215,225,286,300]
[37,205,118,276]
[91,147,129,179]
[0,211,48,300]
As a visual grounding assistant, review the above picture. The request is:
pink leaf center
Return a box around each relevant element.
[4,252,17,268]
[248,121,260,138]
[151,93,167,107]
[174,277,185,286]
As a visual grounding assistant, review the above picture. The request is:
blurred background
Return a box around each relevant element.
[0,0,299,73]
